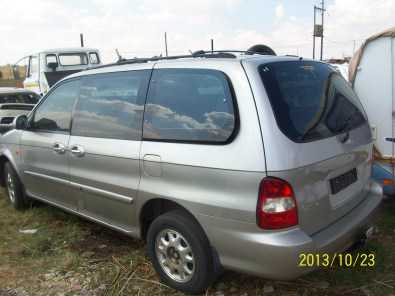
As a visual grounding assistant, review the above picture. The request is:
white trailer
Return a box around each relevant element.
[349,27,395,159]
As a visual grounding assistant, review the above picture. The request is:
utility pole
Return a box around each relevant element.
[211,39,214,53]
[313,0,325,60]
[313,6,316,59]
[164,32,168,57]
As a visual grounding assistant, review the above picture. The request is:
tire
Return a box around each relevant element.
[147,210,215,294]
[3,162,29,210]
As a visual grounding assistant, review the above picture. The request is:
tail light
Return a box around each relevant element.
[256,177,298,229]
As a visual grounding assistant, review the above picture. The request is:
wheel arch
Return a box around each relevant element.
[0,151,19,187]
[139,197,224,278]
[139,198,205,241]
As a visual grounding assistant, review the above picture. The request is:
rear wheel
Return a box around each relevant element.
[4,162,29,210]
[147,210,215,294]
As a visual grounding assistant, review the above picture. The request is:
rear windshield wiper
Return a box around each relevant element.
[333,110,359,135]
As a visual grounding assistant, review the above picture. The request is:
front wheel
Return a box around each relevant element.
[147,210,215,294]
[3,162,29,210]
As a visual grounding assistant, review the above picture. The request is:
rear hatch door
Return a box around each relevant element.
[256,60,373,235]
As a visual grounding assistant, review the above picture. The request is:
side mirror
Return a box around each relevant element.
[15,115,28,130]
[47,62,59,71]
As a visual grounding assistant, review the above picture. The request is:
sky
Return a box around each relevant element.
[0,0,394,64]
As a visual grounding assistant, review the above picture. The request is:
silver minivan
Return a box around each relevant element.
[0,51,382,294]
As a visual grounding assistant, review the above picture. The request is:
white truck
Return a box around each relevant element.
[14,48,101,95]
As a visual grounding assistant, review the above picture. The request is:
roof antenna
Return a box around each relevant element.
[115,49,124,62]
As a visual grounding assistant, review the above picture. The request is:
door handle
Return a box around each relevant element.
[70,145,85,157]
[53,142,66,154]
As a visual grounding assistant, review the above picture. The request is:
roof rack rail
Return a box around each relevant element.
[89,51,237,70]
[90,47,275,70]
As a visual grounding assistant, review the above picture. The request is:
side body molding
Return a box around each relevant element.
[24,170,134,204]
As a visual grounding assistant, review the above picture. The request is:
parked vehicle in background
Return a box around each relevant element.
[13,48,101,95]
[0,50,382,294]
[349,27,395,194]
[0,88,40,133]
[372,162,395,196]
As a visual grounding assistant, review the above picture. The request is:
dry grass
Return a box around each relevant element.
[0,191,394,296]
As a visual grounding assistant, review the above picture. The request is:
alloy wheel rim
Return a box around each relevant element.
[155,228,195,283]
[6,173,16,203]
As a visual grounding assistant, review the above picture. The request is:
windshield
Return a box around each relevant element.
[259,61,368,142]
[0,92,40,104]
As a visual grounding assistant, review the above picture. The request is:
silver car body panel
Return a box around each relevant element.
[68,136,140,232]
[198,181,381,279]
[19,131,78,209]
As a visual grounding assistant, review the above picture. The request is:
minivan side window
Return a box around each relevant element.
[32,80,80,132]
[71,70,150,140]
[143,69,236,143]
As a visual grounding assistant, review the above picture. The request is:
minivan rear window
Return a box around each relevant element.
[259,61,368,142]
[59,53,88,66]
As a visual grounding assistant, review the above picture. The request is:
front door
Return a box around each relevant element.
[20,79,80,210]
[24,55,40,94]
[68,70,151,232]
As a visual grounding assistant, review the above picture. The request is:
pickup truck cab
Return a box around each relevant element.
[14,48,101,95]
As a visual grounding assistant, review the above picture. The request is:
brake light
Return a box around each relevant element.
[257,177,298,229]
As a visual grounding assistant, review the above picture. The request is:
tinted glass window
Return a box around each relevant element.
[89,53,100,64]
[144,69,236,143]
[72,71,150,140]
[59,53,88,66]
[0,93,39,104]
[259,61,367,142]
[32,80,79,132]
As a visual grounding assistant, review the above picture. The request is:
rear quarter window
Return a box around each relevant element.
[143,69,237,143]
[259,61,368,143]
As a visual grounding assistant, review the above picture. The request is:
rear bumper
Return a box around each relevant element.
[198,181,382,280]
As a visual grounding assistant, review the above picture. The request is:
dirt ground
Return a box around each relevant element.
[0,192,394,296]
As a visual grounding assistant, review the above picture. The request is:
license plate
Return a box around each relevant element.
[330,168,358,194]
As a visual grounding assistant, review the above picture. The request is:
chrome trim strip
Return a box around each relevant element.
[24,170,134,204]
[69,181,134,204]
[24,170,69,186]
